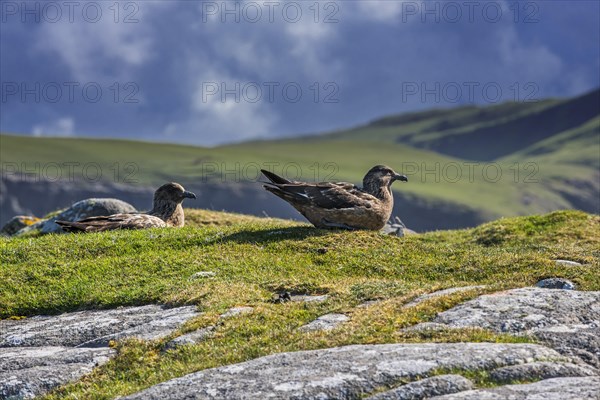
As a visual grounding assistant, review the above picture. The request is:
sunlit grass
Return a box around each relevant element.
[1,209,598,399]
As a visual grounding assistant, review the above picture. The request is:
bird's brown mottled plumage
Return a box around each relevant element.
[56,183,196,233]
[261,165,407,230]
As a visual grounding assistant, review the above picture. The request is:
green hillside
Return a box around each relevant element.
[326,99,558,145]
[1,89,598,225]
[329,90,598,162]
[0,133,562,219]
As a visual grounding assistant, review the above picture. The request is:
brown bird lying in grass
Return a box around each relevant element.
[56,183,196,232]
[261,165,407,230]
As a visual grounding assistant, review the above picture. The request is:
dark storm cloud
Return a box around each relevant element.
[1,0,598,145]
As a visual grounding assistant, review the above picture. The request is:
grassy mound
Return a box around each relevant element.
[1,209,598,399]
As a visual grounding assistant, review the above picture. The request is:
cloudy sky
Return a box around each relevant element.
[1,0,598,145]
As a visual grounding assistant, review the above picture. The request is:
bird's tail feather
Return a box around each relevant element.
[260,169,291,185]
[263,185,310,204]
[55,220,88,232]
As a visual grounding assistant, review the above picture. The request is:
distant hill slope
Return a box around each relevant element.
[1,89,598,230]
[419,89,599,160]
[328,89,599,161]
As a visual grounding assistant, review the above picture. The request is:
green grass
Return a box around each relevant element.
[1,209,598,399]
[3,209,598,318]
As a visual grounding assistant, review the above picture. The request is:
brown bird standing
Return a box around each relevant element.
[56,182,196,232]
[261,165,407,230]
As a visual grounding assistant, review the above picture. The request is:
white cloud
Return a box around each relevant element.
[153,3,342,144]
[192,1,342,80]
[33,117,75,137]
[161,70,278,145]
[496,27,562,82]
[34,3,160,81]
[354,0,407,22]
[216,36,277,77]
[284,15,341,77]
[192,74,277,138]
[8,0,595,145]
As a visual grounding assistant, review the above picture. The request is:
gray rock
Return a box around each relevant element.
[382,217,417,237]
[554,260,583,267]
[431,376,600,399]
[0,346,114,399]
[272,293,328,304]
[299,313,349,332]
[0,215,40,236]
[403,286,486,308]
[535,278,576,290]
[357,300,381,308]
[220,307,254,319]
[122,343,568,400]
[410,288,600,367]
[0,345,114,373]
[489,361,598,384]
[16,198,136,235]
[1,305,201,348]
[190,271,216,279]
[164,327,216,351]
[290,294,329,303]
[365,374,474,399]
[0,305,201,399]
[402,322,449,332]
[534,328,600,370]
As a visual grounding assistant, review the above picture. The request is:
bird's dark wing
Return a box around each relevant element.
[56,213,167,232]
[265,182,377,209]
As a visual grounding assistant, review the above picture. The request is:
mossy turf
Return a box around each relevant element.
[1,209,598,399]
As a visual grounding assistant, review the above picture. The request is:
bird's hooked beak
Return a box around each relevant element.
[393,174,408,182]
[183,191,197,199]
